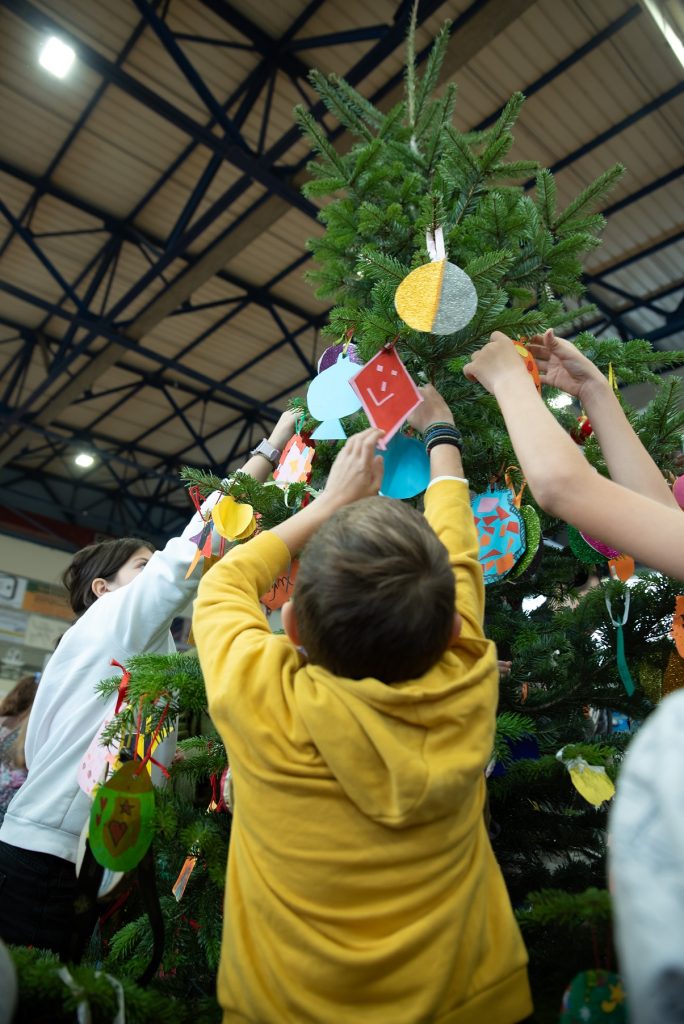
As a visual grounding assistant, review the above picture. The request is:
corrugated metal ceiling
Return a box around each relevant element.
[0,0,681,541]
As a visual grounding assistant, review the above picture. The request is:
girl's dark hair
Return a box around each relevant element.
[62,537,153,616]
[0,674,38,717]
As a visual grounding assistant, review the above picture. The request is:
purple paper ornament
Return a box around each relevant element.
[580,531,621,560]
[317,341,362,374]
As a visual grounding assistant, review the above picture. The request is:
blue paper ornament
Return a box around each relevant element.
[379,433,430,499]
[307,354,362,439]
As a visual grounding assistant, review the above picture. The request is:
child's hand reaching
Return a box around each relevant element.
[322,428,385,508]
[408,384,454,433]
[269,408,299,450]
[525,329,606,405]
[463,332,532,396]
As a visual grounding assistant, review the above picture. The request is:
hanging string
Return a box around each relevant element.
[605,590,635,696]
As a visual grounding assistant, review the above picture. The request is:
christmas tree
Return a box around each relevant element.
[10,17,684,1024]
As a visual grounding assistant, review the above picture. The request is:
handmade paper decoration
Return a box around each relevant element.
[307,354,362,439]
[673,475,684,509]
[172,852,198,902]
[557,749,616,807]
[273,434,315,488]
[560,970,626,1023]
[638,655,662,703]
[185,520,214,579]
[78,659,131,797]
[608,554,635,582]
[88,760,155,872]
[605,591,635,696]
[581,532,621,560]
[509,505,542,580]
[513,339,541,393]
[317,338,362,373]
[663,649,684,697]
[671,595,684,657]
[379,432,430,499]
[349,345,423,448]
[471,487,526,584]
[567,525,601,566]
[394,260,478,335]
[212,495,256,542]
[261,560,299,611]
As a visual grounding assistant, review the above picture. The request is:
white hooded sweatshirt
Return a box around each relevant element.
[0,498,216,864]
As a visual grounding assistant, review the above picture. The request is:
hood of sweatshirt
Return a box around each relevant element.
[292,634,497,828]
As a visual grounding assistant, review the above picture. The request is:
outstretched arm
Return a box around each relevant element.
[270,426,385,556]
[526,329,677,509]
[464,333,684,581]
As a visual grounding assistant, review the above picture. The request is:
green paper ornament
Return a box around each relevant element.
[88,760,155,872]
[637,656,662,703]
[560,970,626,1022]
[509,505,542,579]
[567,525,601,565]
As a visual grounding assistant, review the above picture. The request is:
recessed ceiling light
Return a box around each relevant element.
[548,392,574,409]
[74,452,94,468]
[38,36,75,79]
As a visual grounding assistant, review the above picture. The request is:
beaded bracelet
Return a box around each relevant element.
[423,421,463,455]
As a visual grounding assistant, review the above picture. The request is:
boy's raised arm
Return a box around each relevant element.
[408,386,486,642]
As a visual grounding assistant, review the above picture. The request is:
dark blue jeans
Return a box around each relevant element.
[0,840,83,959]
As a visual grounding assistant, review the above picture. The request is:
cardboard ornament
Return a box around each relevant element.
[273,434,315,488]
[395,259,478,335]
[212,495,256,541]
[560,970,626,1023]
[379,432,430,499]
[261,560,299,611]
[88,760,155,872]
[349,345,423,448]
[307,354,362,440]
[471,486,526,585]
[509,505,542,580]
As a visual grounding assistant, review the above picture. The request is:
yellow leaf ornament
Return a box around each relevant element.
[212,495,256,541]
[557,748,615,807]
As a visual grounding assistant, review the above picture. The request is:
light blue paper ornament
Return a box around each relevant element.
[307,354,362,439]
[379,433,430,499]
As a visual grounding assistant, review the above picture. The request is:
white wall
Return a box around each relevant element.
[0,535,72,587]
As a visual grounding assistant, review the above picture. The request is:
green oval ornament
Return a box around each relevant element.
[567,525,602,565]
[509,505,542,579]
[88,761,155,872]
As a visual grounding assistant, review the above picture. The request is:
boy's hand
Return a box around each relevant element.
[407,384,454,433]
[268,408,299,450]
[526,329,606,404]
[322,428,385,508]
[463,331,531,396]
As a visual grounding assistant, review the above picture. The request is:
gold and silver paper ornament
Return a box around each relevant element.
[394,227,478,335]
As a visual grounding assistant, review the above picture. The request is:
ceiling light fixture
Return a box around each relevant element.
[641,0,684,69]
[38,36,75,79]
[74,452,95,468]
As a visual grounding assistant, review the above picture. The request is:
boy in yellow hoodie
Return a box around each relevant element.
[193,385,532,1024]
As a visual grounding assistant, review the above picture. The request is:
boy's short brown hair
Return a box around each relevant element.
[294,496,455,683]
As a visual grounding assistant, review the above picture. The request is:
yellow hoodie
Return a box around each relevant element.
[193,479,532,1024]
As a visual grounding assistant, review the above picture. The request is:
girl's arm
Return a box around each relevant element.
[94,411,297,654]
[526,330,677,508]
[464,334,684,581]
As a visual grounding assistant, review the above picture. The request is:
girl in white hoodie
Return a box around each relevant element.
[0,412,294,960]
